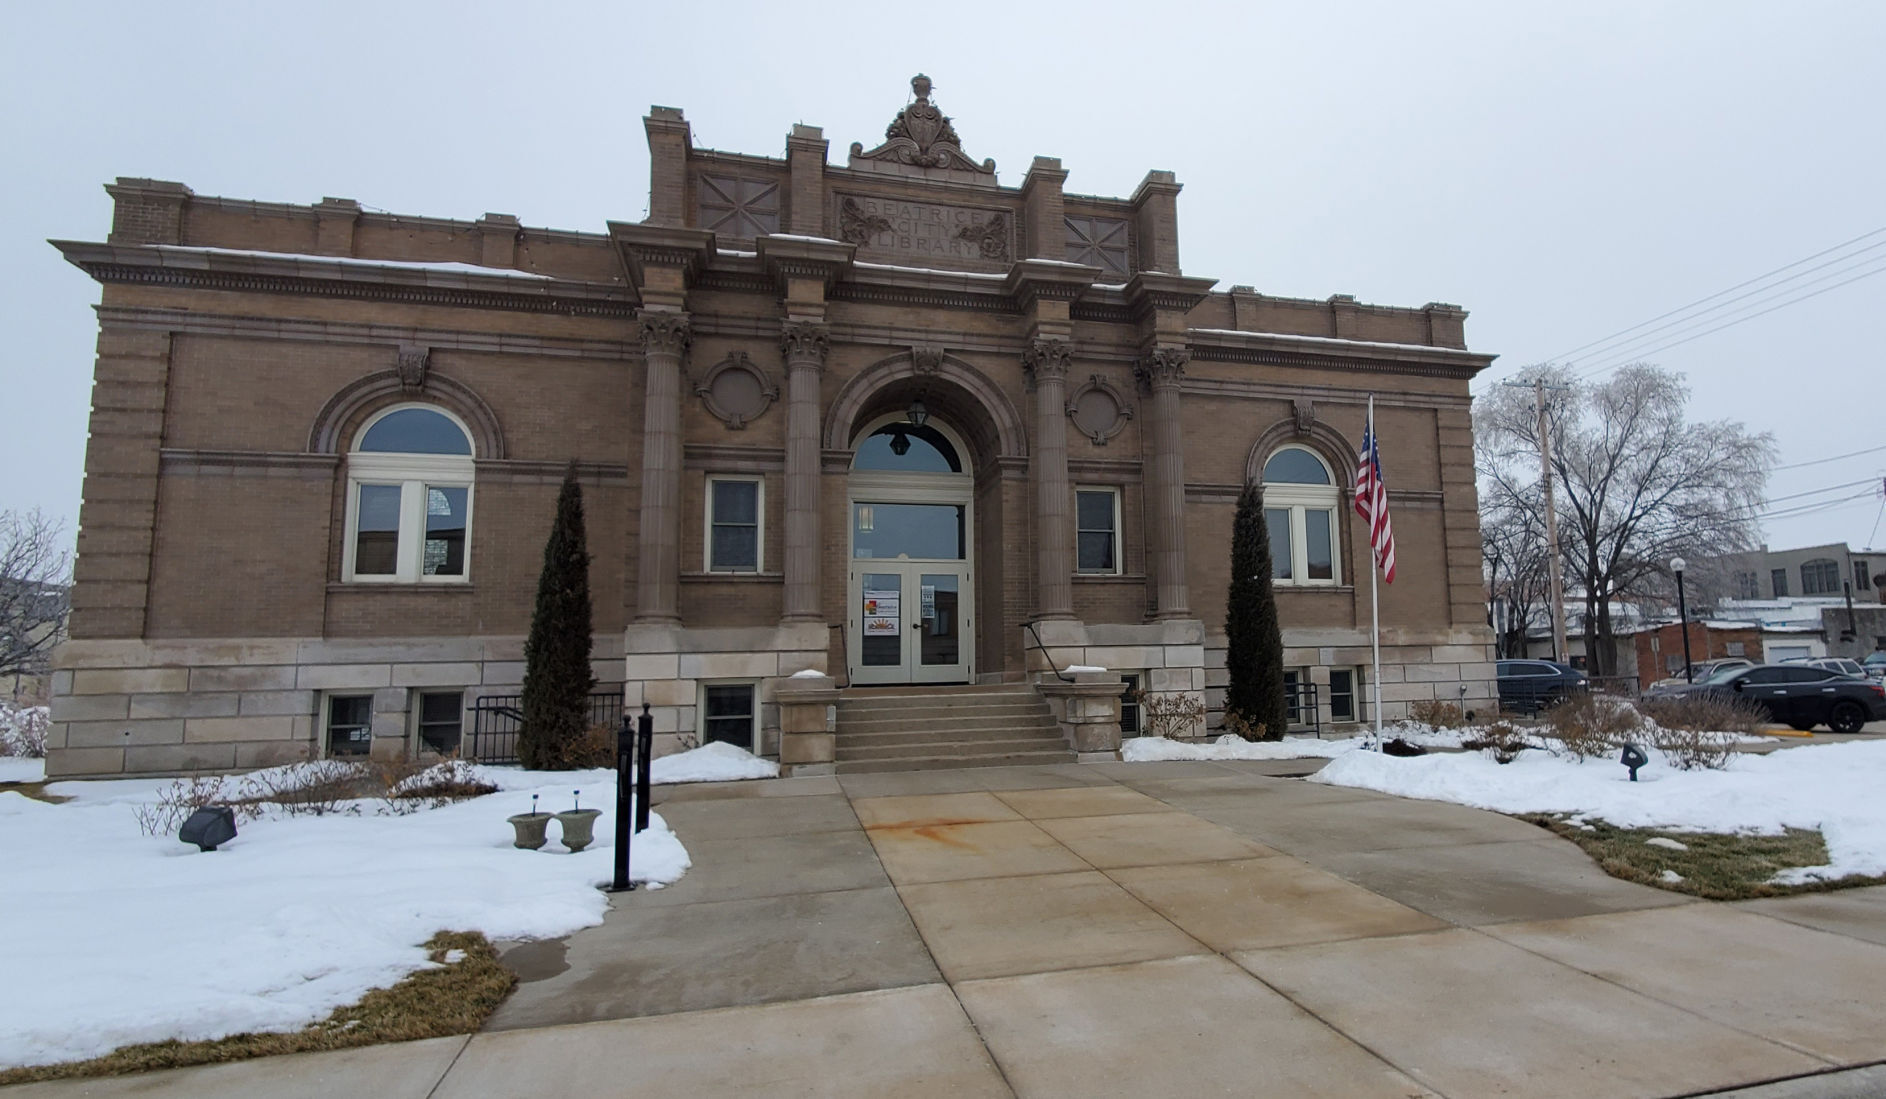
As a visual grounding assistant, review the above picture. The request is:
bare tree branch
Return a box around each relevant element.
[1,510,73,683]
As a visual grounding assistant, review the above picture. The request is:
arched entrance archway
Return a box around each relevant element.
[846,413,975,684]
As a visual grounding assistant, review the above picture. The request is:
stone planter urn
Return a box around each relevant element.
[507,812,550,850]
[555,809,602,853]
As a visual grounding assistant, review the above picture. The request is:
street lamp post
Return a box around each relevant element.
[1672,557,1693,684]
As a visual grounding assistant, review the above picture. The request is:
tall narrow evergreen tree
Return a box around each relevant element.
[1225,481,1288,741]
[519,465,595,769]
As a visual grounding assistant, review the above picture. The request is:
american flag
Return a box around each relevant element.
[1355,403,1396,584]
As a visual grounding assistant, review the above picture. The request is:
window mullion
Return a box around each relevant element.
[398,481,422,582]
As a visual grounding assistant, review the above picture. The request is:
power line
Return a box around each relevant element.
[1571,252,1886,378]
[1759,477,1880,505]
[1572,259,1886,380]
[1774,443,1886,471]
[1554,233,1886,367]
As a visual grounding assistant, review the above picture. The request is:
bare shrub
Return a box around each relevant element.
[1142,692,1205,740]
[1461,720,1536,764]
[132,774,251,837]
[556,724,616,768]
[1220,711,1270,743]
[132,757,498,836]
[1407,700,1466,729]
[1639,694,1766,740]
[1545,692,1647,760]
[0,702,49,758]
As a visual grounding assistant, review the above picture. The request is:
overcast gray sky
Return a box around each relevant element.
[5,1,1882,554]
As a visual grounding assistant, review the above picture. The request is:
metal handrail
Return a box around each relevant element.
[1022,621,1076,682]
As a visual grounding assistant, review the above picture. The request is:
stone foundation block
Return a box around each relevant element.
[71,667,189,695]
[238,690,317,717]
[625,653,680,681]
[185,716,300,742]
[48,747,125,776]
[126,743,238,773]
[680,651,779,680]
[66,719,184,748]
[237,740,315,768]
[1379,682,1438,703]
[50,694,131,722]
[189,665,298,692]
[642,677,698,708]
[781,732,835,766]
[481,661,526,685]
[296,664,392,690]
[391,662,482,688]
[129,692,240,720]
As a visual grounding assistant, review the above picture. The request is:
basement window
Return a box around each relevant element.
[700,683,758,752]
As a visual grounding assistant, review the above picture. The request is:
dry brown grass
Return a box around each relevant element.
[0,931,515,1086]
[1407,700,1467,728]
[1524,816,1886,900]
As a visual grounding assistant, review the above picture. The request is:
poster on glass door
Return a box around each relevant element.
[863,588,900,636]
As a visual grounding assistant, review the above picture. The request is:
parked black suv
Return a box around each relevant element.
[1642,662,1886,734]
[1496,660,1589,714]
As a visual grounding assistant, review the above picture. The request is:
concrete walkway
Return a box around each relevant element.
[10,760,1886,1098]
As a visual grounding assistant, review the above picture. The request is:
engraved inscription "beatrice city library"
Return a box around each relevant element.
[837,193,1012,264]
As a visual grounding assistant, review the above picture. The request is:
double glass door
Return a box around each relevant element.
[847,497,972,684]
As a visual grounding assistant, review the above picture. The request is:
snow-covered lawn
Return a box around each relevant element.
[0,756,44,784]
[1312,739,1886,884]
[0,739,778,1071]
[1121,724,1474,763]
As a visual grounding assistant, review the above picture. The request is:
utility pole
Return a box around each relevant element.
[1502,375,1572,663]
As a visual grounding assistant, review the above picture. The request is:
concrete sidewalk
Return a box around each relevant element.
[10,760,1886,1098]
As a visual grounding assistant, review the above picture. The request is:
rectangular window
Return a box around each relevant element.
[701,683,757,750]
[1725,642,1745,657]
[1305,509,1334,581]
[1119,673,1142,736]
[1329,668,1357,722]
[1856,561,1871,591]
[1075,488,1120,573]
[1266,509,1293,580]
[354,484,402,576]
[326,694,373,758]
[852,502,965,560]
[1771,569,1789,597]
[707,478,761,572]
[417,691,463,755]
[423,486,468,577]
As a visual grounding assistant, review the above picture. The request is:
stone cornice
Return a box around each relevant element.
[92,305,640,360]
[605,222,717,300]
[1186,328,1493,381]
[756,234,855,294]
[56,241,636,317]
[1122,271,1218,317]
[158,449,338,478]
[1005,259,1102,309]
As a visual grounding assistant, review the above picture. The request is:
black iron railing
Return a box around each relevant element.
[1286,681,1322,737]
[468,690,625,765]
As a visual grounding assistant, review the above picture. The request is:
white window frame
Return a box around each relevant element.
[1074,486,1123,575]
[704,476,765,574]
[343,405,476,585]
[1262,447,1342,588]
[697,680,760,752]
[1328,667,1361,723]
[321,691,375,760]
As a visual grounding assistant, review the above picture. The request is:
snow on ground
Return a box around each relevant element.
[1312,739,1886,883]
[1121,722,1477,763]
[0,765,690,1070]
[0,756,44,784]
[651,742,780,785]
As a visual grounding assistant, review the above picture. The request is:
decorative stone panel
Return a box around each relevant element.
[693,351,778,429]
[1065,374,1134,445]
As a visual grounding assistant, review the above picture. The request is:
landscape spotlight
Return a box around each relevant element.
[179,806,237,851]
[1620,743,1648,782]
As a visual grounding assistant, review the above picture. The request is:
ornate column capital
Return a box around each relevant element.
[1022,338,1073,391]
[780,321,831,367]
[638,310,693,358]
[1134,346,1189,391]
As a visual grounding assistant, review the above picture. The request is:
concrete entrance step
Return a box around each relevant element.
[837,736,1071,762]
[839,710,1060,732]
[840,723,1063,747]
[835,749,1077,773]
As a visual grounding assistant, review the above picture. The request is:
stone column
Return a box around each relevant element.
[1025,338,1075,621]
[1138,347,1191,618]
[780,322,829,622]
[635,311,691,623]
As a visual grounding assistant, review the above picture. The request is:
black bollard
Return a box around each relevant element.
[635,703,653,835]
[608,712,635,892]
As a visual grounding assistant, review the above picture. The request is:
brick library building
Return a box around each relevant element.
[45,76,1498,779]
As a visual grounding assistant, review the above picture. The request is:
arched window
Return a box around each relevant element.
[344,405,475,583]
[1801,558,1840,596]
[1261,445,1340,586]
[851,422,962,473]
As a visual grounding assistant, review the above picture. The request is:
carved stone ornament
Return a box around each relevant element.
[1134,347,1190,391]
[910,344,948,375]
[780,322,831,366]
[693,352,779,429]
[1292,397,1316,435]
[837,197,893,247]
[956,212,1010,262]
[1066,373,1134,446]
[638,311,692,358]
[394,343,429,391]
[1021,339,1072,390]
[849,74,996,175]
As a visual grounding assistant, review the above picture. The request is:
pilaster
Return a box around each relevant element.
[643,106,693,229]
[780,321,830,623]
[1024,337,1075,621]
[635,310,691,624]
[1136,346,1191,619]
[785,124,829,236]
[1129,170,1184,274]
[313,198,361,257]
[1021,156,1069,260]
[475,212,521,269]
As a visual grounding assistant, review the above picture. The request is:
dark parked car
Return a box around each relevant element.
[1642,663,1886,734]
[1496,660,1589,713]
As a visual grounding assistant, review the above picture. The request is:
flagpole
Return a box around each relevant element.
[1368,394,1384,744]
